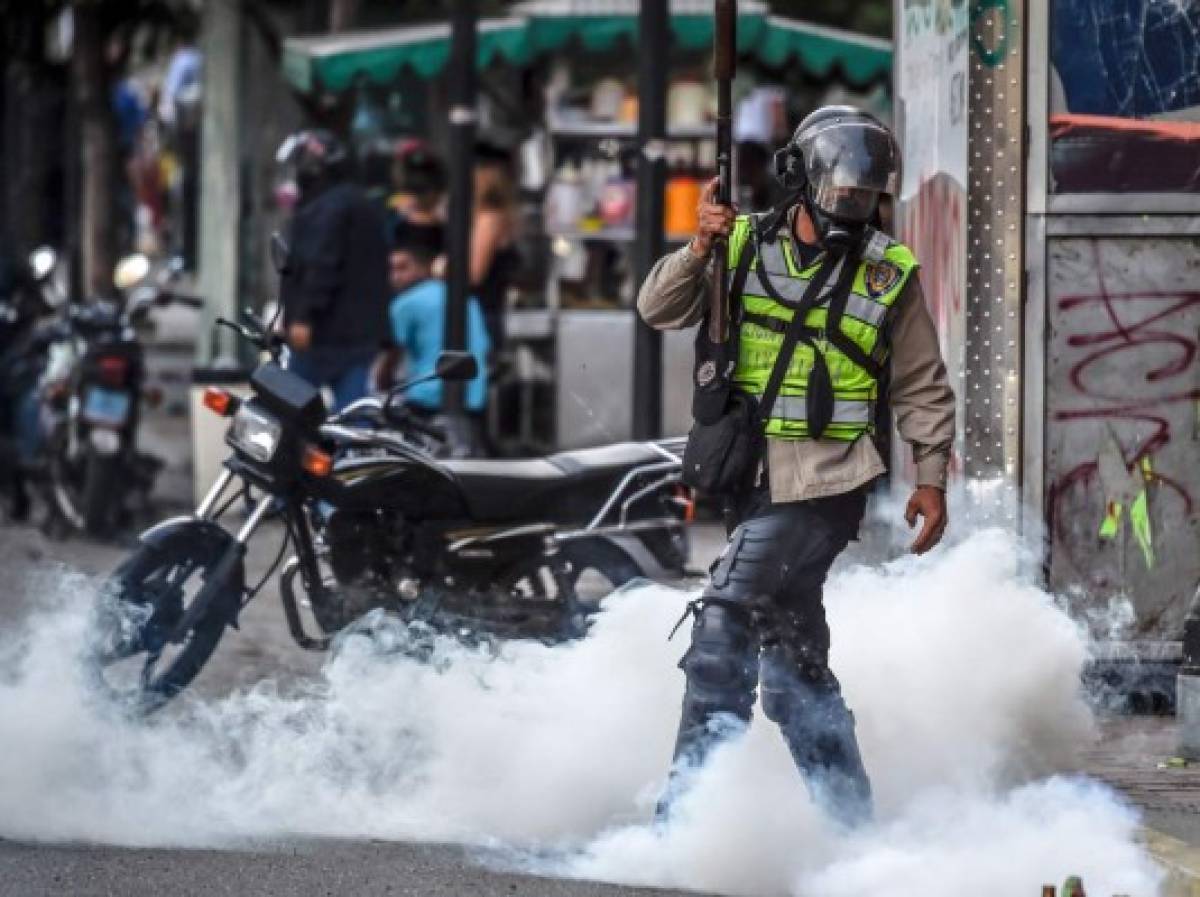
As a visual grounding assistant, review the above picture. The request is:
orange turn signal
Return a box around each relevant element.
[203,387,236,417]
[302,444,334,477]
[675,485,696,524]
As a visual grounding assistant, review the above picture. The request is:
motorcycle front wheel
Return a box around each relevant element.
[92,532,232,712]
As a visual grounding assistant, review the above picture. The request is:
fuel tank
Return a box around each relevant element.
[313,452,468,519]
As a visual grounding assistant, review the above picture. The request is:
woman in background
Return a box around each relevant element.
[469,143,520,351]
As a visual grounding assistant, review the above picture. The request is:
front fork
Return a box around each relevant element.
[168,469,275,641]
[278,497,334,651]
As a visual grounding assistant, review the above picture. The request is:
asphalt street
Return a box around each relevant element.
[0,838,707,897]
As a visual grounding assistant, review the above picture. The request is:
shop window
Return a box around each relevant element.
[1049,0,1200,193]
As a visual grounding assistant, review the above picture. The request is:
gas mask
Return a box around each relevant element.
[802,183,880,253]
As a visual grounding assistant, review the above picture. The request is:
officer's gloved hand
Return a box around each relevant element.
[905,485,947,554]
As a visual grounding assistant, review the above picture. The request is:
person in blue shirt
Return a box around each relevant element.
[387,225,490,423]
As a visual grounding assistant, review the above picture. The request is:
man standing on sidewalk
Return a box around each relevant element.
[276,130,390,410]
[638,107,955,827]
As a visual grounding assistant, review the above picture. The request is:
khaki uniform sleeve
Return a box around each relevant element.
[887,276,956,489]
[636,244,713,330]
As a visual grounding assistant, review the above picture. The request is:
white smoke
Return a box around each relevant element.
[0,530,1165,896]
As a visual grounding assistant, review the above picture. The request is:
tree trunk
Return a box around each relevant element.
[71,2,117,295]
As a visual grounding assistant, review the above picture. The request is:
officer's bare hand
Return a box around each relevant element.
[905,486,947,554]
[691,176,736,258]
[288,323,313,352]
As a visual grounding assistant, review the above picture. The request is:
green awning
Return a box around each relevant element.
[282,1,892,95]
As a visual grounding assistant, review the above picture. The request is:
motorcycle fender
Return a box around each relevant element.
[599,526,689,580]
[570,533,665,581]
[138,516,246,629]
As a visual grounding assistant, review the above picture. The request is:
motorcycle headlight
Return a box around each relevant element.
[229,405,282,462]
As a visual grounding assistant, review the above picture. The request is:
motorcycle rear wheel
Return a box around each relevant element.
[82,450,122,535]
[93,535,231,712]
[44,425,93,533]
[501,540,643,639]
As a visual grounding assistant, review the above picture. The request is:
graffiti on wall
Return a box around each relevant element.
[1046,238,1200,636]
[900,174,965,341]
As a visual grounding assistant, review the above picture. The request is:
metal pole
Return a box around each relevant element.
[444,0,476,416]
[196,0,242,366]
[632,0,668,440]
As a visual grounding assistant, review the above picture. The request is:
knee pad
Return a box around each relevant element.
[679,603,758,718]
[759,646,847,731]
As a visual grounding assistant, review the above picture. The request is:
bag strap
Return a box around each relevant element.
[824,271,885,378]
[757,247,862,425]
[725,220,757,333]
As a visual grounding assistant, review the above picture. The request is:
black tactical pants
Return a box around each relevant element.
[663,485,872,828]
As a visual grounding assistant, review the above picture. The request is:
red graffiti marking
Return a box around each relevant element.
[900,173,965,337]
[1047,241,1200,575]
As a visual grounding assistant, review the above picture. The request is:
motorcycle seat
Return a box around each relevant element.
[443,442,672,523]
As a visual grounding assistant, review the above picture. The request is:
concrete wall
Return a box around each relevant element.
[1045,234,1200,638]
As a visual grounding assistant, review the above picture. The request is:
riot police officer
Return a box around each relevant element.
[638,107,955,827]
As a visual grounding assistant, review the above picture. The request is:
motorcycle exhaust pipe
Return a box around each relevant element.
[279,558,331,652]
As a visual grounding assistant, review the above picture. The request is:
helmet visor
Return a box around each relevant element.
[810,183,881,222]
[799,119,898,220]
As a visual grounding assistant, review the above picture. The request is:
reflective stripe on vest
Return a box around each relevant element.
[773,396,873,425]
[742,271,890,327]
[728,214,917,441]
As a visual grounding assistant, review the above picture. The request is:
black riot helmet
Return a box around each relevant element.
[275,129,349,194]
[773,106,899,250]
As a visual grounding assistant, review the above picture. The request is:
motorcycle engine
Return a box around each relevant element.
[309,507,417,634]
[321,507,408,587]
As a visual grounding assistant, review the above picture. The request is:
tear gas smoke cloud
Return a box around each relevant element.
[0,531,1164,896]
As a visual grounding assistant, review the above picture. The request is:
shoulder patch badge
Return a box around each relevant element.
[865,261,901,298]
[696,360,717,387]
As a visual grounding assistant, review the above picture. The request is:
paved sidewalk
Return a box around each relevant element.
[1077,717,1200,893]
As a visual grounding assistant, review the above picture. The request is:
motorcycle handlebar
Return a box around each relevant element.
[215,316,282,357]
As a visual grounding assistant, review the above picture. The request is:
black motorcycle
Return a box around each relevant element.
[0,247,66,520]
[38,254,200,535]
[93,241,690,711]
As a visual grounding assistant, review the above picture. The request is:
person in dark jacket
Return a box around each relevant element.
[276,129,391,410]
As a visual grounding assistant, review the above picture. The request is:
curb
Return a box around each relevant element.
[1140,827,1200,896]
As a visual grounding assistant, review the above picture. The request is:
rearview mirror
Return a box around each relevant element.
[435,350,478,382]
[269,232,290,274]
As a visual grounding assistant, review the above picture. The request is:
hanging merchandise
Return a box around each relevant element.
[668,79,710,129]
[544,160,583,233]
[518,128,550,192]
[599,175,635,227]
[590,77,627,122]
[665,175,701,236]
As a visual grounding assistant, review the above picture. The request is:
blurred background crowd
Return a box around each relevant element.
[0,0,891,458]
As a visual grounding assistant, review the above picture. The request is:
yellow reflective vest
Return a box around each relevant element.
[728,214,917,440]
